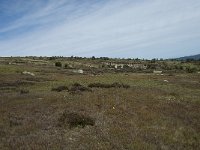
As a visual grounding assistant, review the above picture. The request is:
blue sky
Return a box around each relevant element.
[0,0,200,58]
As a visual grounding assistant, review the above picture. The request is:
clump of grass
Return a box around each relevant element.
[58,111,95,128]
[68,83,92,94]
[88,82,130,89]
[9,116,23,127]
[20,89,29,94]
[52,86,68,92]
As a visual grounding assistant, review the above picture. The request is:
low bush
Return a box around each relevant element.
[88,83,110,88]
[52,86,68,92]
[55,62,62,67]
[64,63,71,69]
[168,73,174,76]
[68,83,92,94]
[20,89,29,94]
[9,116,23,127]
[186,66,197,73]
[112,82,130,88]
[58,111,95,128]
[88,82,130,89]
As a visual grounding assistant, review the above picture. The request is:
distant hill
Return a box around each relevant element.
[176,54,200,60]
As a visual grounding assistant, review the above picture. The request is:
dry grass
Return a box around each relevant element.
[0,58,200,150]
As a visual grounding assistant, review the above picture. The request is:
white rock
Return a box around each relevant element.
[72,69,84,74]
[22,71,35,76]
[153,70,162,74]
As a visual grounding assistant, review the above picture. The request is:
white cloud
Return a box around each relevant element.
[0,0,200,58]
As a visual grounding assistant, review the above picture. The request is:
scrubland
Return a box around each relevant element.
[0,57,200,150]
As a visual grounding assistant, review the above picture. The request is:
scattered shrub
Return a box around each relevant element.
[88,83,110,88]
[52,86,68,92]
[55,62,62,67]
[168,73,174,76]
[64,63,71,69]
[68,83,92,94]
[9,116,23,127]
[20,89,29,94]
[112,82,130,89]
[169,92,179,97]
[52,83,91,93]
[0,81,34,88]
[58,111,95,128]
[88,82,130,89]
[186,66,197,73]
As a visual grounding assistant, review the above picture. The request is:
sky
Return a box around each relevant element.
[0,0,200,59]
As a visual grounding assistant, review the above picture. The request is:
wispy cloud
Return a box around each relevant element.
[0,0,200,58]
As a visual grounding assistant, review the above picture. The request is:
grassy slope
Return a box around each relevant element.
[0,59,200,150]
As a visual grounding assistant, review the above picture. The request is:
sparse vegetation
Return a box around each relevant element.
[55,61,62,67]
[88,82,130,89]
[186,66,198,73]
[0,57,199,149]
[52,86,68,92]
[20,89,29,94]
[64,63,70,69]
[58,111,95,128]
[68,83,92,94]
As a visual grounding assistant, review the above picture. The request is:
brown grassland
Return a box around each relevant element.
[0,57,200,150]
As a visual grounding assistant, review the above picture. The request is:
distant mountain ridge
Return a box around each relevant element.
[176,54,200,60]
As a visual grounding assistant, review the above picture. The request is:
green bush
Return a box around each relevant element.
[186,66,197,73]
[68,83,92,94]
[88,82,130,89]
[20,89,29,94]
[55,62,62,67]
[52,86,68,92]
[58,111,95,128]
[64,63,72,69]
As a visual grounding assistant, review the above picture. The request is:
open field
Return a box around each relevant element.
[0,57,200,150]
